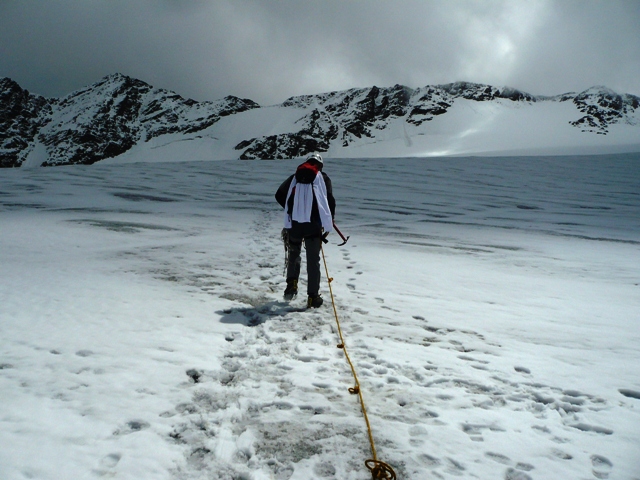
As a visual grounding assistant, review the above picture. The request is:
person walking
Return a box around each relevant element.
[275,153,336,308]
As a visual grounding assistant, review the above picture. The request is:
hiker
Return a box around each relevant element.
[275,153,336,308]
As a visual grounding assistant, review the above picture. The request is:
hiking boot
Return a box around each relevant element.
[283,279,298,300]
[307,295,323,308]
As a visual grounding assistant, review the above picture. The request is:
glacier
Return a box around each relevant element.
[1,154,639,479]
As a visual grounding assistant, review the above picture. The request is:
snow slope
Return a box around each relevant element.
[1,154,639,479]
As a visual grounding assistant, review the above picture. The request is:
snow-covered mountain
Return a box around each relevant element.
[1,74,639,167]
[0,74,258,167]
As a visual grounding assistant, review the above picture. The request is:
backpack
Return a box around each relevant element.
[287,161,320,216]
[295,161,319,184]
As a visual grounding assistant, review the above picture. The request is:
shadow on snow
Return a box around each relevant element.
[217,301,306,326]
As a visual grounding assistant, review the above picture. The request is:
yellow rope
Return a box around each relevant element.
[321,246,397,480]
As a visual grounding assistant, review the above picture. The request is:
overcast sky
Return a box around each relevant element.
[1,0,639,105]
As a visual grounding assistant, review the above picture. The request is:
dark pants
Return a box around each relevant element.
[287,222,322,297]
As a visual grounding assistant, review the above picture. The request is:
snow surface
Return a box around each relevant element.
[1,155,639,479]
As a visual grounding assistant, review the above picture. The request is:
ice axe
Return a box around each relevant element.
[333,222,350,246]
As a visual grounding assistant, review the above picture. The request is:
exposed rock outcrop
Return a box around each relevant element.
[0,78,52,167]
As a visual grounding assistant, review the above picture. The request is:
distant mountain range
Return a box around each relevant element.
[1,73,639,167]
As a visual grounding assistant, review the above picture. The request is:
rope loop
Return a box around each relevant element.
[365,459,396,480]
[336,343,344,349]
[348,386,360,395]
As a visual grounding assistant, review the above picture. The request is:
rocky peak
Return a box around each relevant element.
[570,86,639,134]
[39,74,155,165]
[0,78,52,167]
[1,74,261,167]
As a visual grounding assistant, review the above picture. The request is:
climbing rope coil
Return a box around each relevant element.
[321,246,397,480]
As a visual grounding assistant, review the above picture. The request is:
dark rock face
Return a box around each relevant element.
[139,92,258,140]
[40,75,151,166]
[0,78,52,167]
[236,108,338,160]
[406,87,452,126]
[569,87,640,134]
[237,84,421,158]
[234,82,535,159]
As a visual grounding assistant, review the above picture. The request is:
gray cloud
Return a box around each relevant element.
[1,0,639,104]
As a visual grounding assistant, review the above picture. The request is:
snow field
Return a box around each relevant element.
[1,155,639,479]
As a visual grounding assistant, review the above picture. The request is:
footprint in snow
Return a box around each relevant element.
[458,355,489,365]
[618,388,640,400]
[409,424,428,446]
[485,452,511,465]
[100,453,122,468]
[93,453,122,477]
[504,468,532,480]
[313,461,336,477]
[445,457,466,474]
[113,420,150,435]
[591,455,613,479]
[461,423,506,442]
[568,422,613,435]
[514,366,531,374]
[185,368,204,383]
[418,453,441,468]
[549,448,572,460]
[515,463,534,472]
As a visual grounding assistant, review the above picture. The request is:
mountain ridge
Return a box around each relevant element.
[1,73,639,167]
